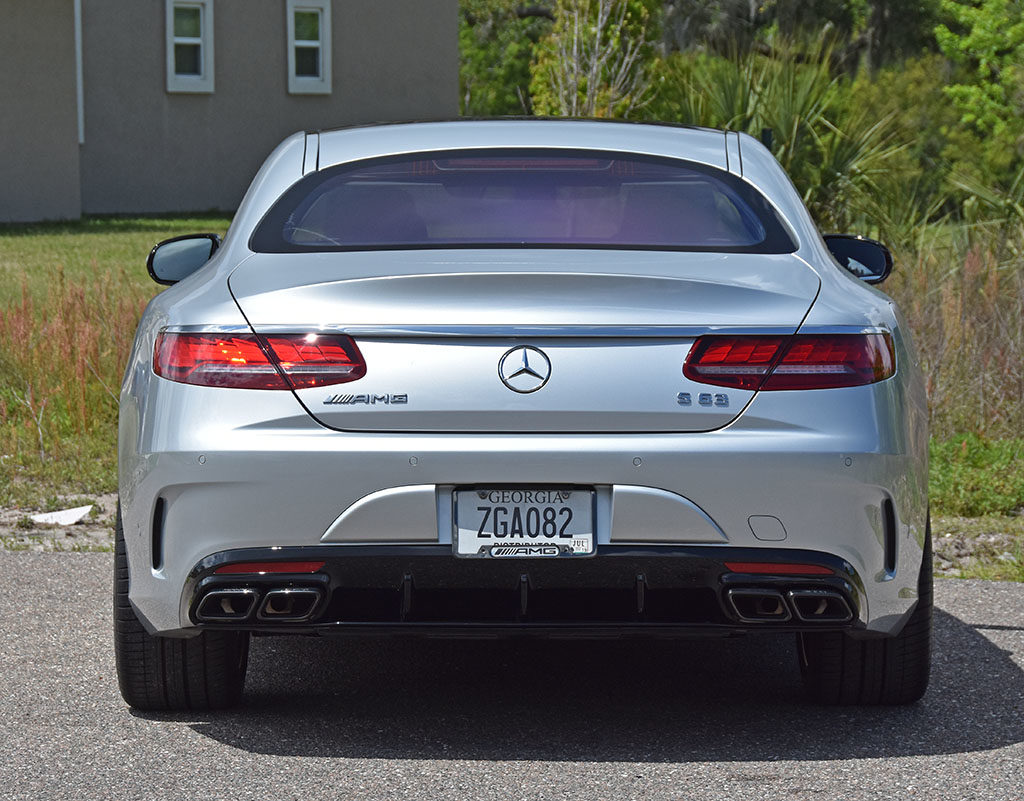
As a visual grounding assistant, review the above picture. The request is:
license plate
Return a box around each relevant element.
[454,488,595,557]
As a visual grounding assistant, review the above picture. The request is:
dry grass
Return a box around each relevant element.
[0,216,229,505]
[887,225,1024,439]
[1,271,146,455]
[0,278,149,502]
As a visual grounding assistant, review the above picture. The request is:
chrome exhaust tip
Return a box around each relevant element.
[195,588,258,622]
[786,589,853,622]
[256,588,323,621]
[726,588,792,622]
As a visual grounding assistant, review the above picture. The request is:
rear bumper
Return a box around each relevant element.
[159,544,876,638]
[119,378,929,636]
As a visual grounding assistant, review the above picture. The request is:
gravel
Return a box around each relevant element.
[932,515,1023,577]
[0,492,117,552]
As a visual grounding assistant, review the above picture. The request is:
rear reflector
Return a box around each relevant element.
[684,333,895,390]
[725,561,834,576]
[214,561,326,575]
[154,332,365,389]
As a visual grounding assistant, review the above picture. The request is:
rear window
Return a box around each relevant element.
[250,149,796,254]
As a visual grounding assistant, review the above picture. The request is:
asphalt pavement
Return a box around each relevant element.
[1,552,1021,800]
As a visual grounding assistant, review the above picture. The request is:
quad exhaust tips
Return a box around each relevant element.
[195,588,258,621]
[726,588,791,622]
[786,589,853,622]
[726,588,853,624]
[257,588,322,621]
[194,586,323,623]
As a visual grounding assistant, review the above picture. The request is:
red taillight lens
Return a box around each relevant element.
[262,334,367,389]
[154,333,366,389]
[683,333,894,391]
[155,333,284,389]
[683,336,784,391]
[766,334,895,390]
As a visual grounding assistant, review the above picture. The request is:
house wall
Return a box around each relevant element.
[79,0,459,214]
[0,0,82,222]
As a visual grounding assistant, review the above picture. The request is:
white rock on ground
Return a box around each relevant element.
[29,505,93,526]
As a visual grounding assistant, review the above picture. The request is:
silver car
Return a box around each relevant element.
[116,120,931,710]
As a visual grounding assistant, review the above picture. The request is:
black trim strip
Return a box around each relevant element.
[882,498,897,574]
[151,497,166,571]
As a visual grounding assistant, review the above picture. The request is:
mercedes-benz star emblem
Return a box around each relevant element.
[498,346,551,393]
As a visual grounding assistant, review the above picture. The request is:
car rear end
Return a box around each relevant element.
[117,121,929,709]
[126,330,918,637]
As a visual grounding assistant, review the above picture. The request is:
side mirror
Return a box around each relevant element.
[147,234,222,285]
[824,234,893,284]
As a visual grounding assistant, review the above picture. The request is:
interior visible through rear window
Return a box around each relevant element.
[250,149,797,254]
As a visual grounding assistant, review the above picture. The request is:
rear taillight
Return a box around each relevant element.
[154,332,366,389]
[684,333,895,391]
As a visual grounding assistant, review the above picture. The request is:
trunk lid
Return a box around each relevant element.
[228,250,820,432]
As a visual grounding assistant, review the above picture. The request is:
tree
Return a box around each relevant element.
[661,0,941,73]
[661,0,765,53]
[860,0,942,69]
[935,0,1024,183]
[529,0,662,117]
[460,1,554,115]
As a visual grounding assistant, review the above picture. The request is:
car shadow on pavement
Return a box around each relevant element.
[177,607,1024,762]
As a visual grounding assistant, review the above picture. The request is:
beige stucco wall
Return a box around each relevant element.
[0,0,82,222]
[80,0,459,214]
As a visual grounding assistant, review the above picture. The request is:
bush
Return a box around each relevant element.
[645,37,909,234]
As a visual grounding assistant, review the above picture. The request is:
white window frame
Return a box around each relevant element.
[287,0,332,95]
[166,0,215,93]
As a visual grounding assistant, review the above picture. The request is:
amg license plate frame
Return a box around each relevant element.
[453,487,596,558]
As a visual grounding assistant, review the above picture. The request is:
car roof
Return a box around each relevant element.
[313,118,738,174]
[314,116,726,137]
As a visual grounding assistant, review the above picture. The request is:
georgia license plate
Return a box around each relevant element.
[454,487,595,558]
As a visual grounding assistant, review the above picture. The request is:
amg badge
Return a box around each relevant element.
[323,393,408,405]
[490,545,561,557]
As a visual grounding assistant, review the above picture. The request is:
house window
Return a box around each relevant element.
[166,0,214,93]
[287,0,332,94]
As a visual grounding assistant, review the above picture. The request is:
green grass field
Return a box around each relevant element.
[0,216,231,304]
[1,217,1022,577]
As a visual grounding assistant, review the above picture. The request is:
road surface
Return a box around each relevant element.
[1,552,1021,800]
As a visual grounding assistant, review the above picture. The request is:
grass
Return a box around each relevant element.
[0,215,230,304]
[0,216,230,507]
[930,435,1024,517]
[886,227,1024,441]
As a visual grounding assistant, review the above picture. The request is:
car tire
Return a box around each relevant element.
[798,519,932,706]
[113,506,249,711]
